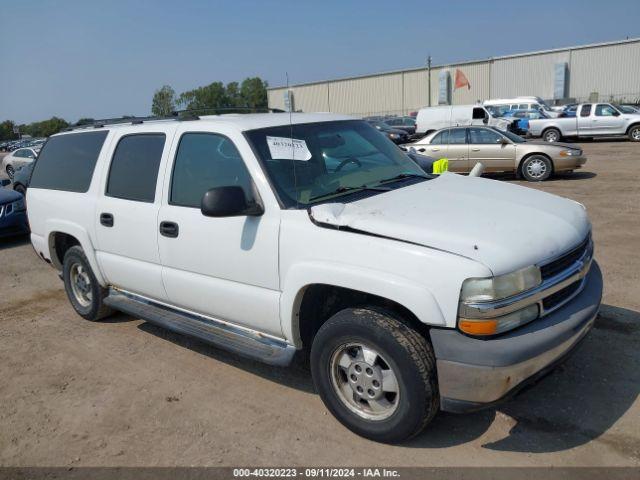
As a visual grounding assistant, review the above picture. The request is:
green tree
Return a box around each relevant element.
[23,117,69,137]
[240,77,268,109]
[151,85,176,117]
[0,120,18,141]
[225,81,242,107]
[75,117,95,126]
[178,81,228,112]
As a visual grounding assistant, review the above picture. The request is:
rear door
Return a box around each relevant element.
[576,104,593,135]
[423,128,468,172]
[94,127,174,301]
[468,127,516,172]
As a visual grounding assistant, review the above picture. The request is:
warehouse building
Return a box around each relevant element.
[267,38,640,117]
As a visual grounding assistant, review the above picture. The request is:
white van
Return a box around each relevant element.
[483,97,560,117]
[415,105,514,136]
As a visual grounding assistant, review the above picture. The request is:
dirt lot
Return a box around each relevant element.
[0,142,639,467]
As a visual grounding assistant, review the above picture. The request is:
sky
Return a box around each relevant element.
[1,0,639,123]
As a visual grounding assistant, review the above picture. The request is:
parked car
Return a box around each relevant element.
[0,187,28,238]
[1,147,39,179]
[12,162,34,196]
[503,109,551,135]
[559,104,578,118]
[415,105,516,136]
[528,103,640,142]
[27,113,601,442]
[383,116,417,135]
[403,126,586,181]
[615,104,639,114]
[366,120,410,144]
[484,97,560,117]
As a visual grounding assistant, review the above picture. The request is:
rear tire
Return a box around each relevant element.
[6,165,15,180]
[63,246,113,321]
[521,155,552,182]
[543,128,561,143]
[629,125,640,142]
[310,308,439,443]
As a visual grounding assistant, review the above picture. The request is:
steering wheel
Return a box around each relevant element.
[335,157,362,172]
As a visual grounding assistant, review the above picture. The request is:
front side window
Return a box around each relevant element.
[171,133,253,208]
[106,134,165,202]
[580,104,592,117]
[595,104,618,117]
[469,128,503,144]
[245,120,427,208]
[29,131,109,193]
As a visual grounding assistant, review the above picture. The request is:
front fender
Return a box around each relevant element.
[280,260,446,347]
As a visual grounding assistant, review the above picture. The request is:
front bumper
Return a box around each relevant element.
[432,261,602,413]
[0,210,29,238]
[553,155,587,171]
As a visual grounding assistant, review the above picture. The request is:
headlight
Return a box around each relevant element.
[460,265,541,303]
[458,265,542,336]
[11,198,26,212]
[559,149,581,157]
[389,133,400,139]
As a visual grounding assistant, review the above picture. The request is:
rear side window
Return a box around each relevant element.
[580,104,592,117]
[106,134,165,202]
[432,129,467,145]
[29,131,108,192]
[170,133,252,208]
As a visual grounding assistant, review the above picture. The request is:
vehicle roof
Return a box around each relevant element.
[53,113,355,137]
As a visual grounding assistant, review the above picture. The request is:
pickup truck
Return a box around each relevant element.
[27,113,602,443]
[528,102,640,142]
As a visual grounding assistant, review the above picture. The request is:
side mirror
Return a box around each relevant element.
[201,186,264,218]
[482,116,489,124]
[500,137,509,145]
[613,110,620,117]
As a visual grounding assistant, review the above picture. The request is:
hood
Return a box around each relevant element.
[309,173,590,275]
[0,188,22,204]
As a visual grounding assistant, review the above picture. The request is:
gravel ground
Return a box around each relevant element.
[0,142,639,467]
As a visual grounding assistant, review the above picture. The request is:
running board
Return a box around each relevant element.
[104,289,296,367]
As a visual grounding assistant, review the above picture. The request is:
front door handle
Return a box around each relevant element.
[431,147,440,152]
[100,213,114,227]
[160,221,179,238]
[471,148,481,151]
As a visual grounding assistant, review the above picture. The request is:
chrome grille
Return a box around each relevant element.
[540,235,590,280]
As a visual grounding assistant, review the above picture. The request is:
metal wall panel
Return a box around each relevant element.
[267,88,287,110]
[403,69,430,112]
[447,62,491,105]
[569,42,640,102]
[328,73,404,117]
[491,51,571,99]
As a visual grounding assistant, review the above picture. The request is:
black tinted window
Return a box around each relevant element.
[29,131,108,192]
[432,129,466,145]
[580,104,592,117]
[106,134,165,202]
[171,133,253,208]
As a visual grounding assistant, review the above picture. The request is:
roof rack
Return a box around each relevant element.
[65,107,286,131]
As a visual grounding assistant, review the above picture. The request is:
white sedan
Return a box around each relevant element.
[2,147,39,179]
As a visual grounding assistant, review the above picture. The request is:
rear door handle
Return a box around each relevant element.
[431,148,440,151]
[160,221,179,238]
[471,148,481,151]
[100,213,114,227]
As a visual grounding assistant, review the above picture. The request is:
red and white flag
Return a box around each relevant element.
[454,69,471,90]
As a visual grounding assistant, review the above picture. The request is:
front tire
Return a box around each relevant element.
[521,155,552,182]
[14,184,26,196]
[310,308,439,443]
[543,128,561,143]
[629,125,640,142]
[63,246,113,321]
[6,165,15,180]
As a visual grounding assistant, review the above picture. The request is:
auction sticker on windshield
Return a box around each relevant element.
[266,136,312,161]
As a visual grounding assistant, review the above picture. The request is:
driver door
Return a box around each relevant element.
[591,104,625,135]
[468,127,516,172]
[157,126,282,336]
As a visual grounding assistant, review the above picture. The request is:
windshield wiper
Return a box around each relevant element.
[308,185,390,203]
[375,172,429,185]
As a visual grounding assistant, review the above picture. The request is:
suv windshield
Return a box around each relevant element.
[245,120,428,208]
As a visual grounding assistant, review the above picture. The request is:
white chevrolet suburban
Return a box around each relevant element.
[27,113,602,443]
